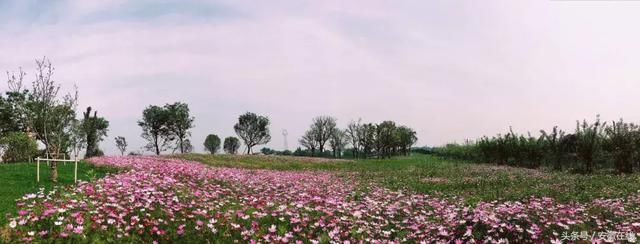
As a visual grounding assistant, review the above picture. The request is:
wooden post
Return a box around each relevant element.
[36,157,40,182]
[74,159,78,183]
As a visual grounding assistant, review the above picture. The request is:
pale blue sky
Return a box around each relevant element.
[1,0,640,155]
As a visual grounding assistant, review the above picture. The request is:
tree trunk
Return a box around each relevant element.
[154,136,160,155]
[50,162,58,182]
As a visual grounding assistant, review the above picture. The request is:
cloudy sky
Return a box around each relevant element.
[1,0,640,155]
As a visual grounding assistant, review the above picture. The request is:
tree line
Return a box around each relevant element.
[1,58,110,182]
[432,115,640,174]
[298,116,418,159]
[136,109,418,159]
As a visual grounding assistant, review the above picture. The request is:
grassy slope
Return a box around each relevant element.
[176,153,640,204]
[0,162,118,223]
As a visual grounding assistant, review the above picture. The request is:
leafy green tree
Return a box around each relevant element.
[82,107,109,158]
[203,134,221,154]
[575,116,606,173]
[0,90,29,136]
[233,112,271,154]
[359,123,377,158]
[540,126,565,170]
[138,105,173,155]
[0,132,37,163]
[115,136,127,156]
[261,147,275,155]
[396,126,418,156]
[165,102,194,154]
[604,119,637,174]
[375,121,397,158]
[223,136,240,154]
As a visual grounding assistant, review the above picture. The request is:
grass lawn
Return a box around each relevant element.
[0,161,118,224]
[176,153,640,204]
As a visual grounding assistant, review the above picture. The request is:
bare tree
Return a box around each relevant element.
[346,119,362,158]
[299,130,318,156]
[329,129,349,158]
[310,116,336,154]
[115,136,127,156]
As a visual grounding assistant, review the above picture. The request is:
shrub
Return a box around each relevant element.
[0,132,38,163]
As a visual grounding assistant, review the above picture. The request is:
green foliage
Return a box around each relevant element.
[603,119,637,174]
[435,116,640,174]
[138,105,174,155]
[203,134,221,154]
[223,136,240,154]
[82,106,109,158]
[574,116,606,173]
[165,102,194,154]
[0,132,37,163]
[260,147,276,155]
[304,117,418,160]
[0,91,29,135]
[233,112,271,154]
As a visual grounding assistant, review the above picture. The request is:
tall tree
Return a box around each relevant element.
[138,105,173,155]
[223,136,240,154]
[115,136,127,156]
[359,123,377,158]
[299,129,318,156]
[203,134,221,154]
[575,116,605,173]
[604,119,637,174]
[396,126,417,156]
[165,102,194,154]
[310,116,336,154]
[7,58,77,182]
[346,119,362,158]
[82,106,109,158]
[233,112,271,154]
[376,121,398,158]
[329,129,349,158]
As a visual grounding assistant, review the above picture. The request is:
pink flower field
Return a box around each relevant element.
[5,156,640,243]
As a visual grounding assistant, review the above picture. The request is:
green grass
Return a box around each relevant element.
[176,153,640,205]
[0,161,118,224]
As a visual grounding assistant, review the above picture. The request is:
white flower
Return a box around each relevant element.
[54,221,63,226]
[57,208,66,213]
[28,231,35,236]
[269,224,277,233]
[9,220,17,228]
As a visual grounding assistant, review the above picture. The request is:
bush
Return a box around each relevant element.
[0,132,38,163]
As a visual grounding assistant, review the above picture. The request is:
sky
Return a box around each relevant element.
[1,0,640,155]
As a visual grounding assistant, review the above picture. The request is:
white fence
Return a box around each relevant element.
[36,157,79,183]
